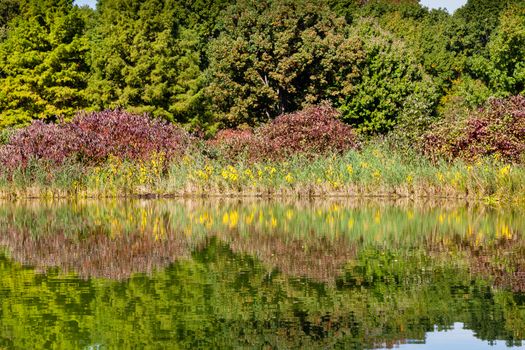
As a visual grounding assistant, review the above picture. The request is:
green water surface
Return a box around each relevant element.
[0,199,524,349]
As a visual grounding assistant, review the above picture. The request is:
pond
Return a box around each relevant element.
[0,199,524,349]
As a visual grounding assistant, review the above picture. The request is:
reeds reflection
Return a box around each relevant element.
[0,198,524,287]
[0,199,524,348]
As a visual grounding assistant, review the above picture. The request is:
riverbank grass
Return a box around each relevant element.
[2,144,524,204]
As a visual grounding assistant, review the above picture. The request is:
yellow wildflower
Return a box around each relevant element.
[205,164,214,175]
[499,165,511,178]
[243,169,254,180]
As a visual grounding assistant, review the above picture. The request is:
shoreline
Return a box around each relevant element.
[0,187,521,205]
[2,145,524,205]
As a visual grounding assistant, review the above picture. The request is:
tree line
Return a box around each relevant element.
[0,0,523,135]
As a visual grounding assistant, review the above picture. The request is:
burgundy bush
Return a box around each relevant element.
[69,110,190,163]
[0,110,191,170]
[206,128,260,160]
[1,105,358,170]
[207,104,359,161]
[257,104,358,159]
[423,95,525,163]
[0,121,78,169]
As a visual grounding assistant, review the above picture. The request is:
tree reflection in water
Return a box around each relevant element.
[0,199,523,348]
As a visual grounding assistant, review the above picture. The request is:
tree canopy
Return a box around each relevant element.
[0,0,522,135]
[206,0,364,127]
[0,0,90,127]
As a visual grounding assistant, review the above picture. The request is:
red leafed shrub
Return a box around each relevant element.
[423,96,525,163]
[257,104,358,159]
[207,104,358,161]
[0,110,191,170]
[206,128,260,160]
[0,122,78,169]
[69,110,190,163]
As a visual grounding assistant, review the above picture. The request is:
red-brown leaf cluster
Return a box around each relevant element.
[206,128,258,161]
[208,104,359,161]
[0,110,191,170]
[0,105,358,171]
[423,95,525,162]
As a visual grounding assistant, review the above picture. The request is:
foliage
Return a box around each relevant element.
[0,121,75,169]
[467,4,525,97]
[207,104,358,161]
[379,9,463,88]
[0,0,523,150]
[87,0,207,126]
[439,77,493,111]
[423,95,525,163]
[0,110,190,171]
[453,0,521,56]
[176,0,235,54]
[206,128,259,161]
[256,104,358,159]
[0,0,90,128]
[206,0,364,127]
[0,0,19,41]
[339,18,439,134]
[0,127,14,145]
[359,0,423,19]
[3,138,525,204]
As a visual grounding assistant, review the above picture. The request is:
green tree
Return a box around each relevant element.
[448,3,525,107]
[468,4,525,96]
[379,9,464,90]
[206,0,364,127]
[340,19,439,134]
[0,0,90,128]
[359,0,424,19]
[87,0,207,126]
[0,0,20,41]
[177,0,235,55]
[453,0,521,56]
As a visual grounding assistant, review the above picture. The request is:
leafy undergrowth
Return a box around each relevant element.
[0,110,190,171]
[423,96,525,163]
[0,103,524,202]
[206,104,358,161]
[1,143,524,204]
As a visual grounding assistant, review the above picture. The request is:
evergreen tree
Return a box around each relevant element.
[87,0,206,126]
[0,0,90,128]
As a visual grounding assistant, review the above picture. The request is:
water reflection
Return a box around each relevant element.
[0,199,524,285]
[379,323,520,349]
[0,199,523,348]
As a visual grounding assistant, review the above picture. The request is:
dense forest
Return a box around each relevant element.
[0,0,523,134]
[0,0,524,200]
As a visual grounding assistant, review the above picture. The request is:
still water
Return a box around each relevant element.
[0,199,524,349]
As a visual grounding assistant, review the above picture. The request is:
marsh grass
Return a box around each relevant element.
[1,142,525,203]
